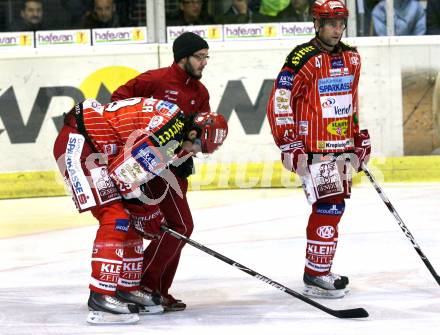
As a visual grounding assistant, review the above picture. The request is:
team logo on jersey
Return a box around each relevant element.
[276,71,294,90]
[330,57,344,69]
[326,120,348,136]
[318,76,353,94]
[147,116,164,130]
[316,226,335,239]
[350,55,360,65]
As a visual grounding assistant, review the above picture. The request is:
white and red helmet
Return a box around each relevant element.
[312,0,349,21]
[192,113,228,154]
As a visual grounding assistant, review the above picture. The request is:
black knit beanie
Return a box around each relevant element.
[173,32,209,63]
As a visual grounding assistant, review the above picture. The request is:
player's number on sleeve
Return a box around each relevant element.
[106,98,142,112]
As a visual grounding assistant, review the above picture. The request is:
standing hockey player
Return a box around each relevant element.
[53,97,227,323]
[111,32,212,311]
[266,0,371,298]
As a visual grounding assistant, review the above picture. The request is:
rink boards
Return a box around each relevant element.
[1,36,440,198]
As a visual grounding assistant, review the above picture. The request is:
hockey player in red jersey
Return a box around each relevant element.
[267,0,371,298]
[53,97,228,323]
[111,32,213,311]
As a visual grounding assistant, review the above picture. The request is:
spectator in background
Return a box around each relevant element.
[218,0,267,24]
[427,0,440,35]
[10,0,46,31]
[276,0,313,23]
[372,0,426,36]
[167,0,215,26]
[60,0,92,27]
[80,0,125,28]
[259,0,289,18]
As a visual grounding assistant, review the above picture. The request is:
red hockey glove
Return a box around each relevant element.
[124,202,165,240]
[353,129,371,172]
[280,140,308,176]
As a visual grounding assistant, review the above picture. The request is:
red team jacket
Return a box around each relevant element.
[111,62,211,117]
[267,39,361,153]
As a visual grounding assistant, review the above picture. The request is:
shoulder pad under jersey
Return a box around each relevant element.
[284,42,320,72]
[339,41,358,52]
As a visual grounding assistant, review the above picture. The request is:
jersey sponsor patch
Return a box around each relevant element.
[299,120,308,135]
[276,71,294,90]
[317,138,354,150]
[156,100,179,116]
[320,94,353,118]
[65,133,96,211]
[115,219,129,232]
[318,75,353,94]
[274,89,291,114]
[103,143,117,155]
[291,45,315,66]
[326,120,348,136]
[90,166,121,205]
[132,143,162,176]
[280,141,304,152]
[316,203,345,216]
[309,160,343,198]
[329,67,349,77]
[276,116,294,125]
[330,57,344,68]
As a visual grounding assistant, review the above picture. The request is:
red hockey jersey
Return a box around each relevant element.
[81,97,186,158]
[267,39,361,153]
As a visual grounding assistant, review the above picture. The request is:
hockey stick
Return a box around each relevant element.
[362,164,440,285]
[161,226,368,319]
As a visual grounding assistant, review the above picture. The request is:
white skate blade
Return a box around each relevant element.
[303,285,349,299]
[86,311,140,325]
[139,304,164,315]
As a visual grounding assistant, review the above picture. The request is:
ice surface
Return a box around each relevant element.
[1,184,439,334]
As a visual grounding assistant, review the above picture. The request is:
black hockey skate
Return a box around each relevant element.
[86,291,140,325]
[303,272,349,299]
[116,290,164,315]
[161,293,186,312]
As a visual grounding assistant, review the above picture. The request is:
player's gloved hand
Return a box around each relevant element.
[280,140,308,176]
[124,201,165,240]
[353,129,371,172]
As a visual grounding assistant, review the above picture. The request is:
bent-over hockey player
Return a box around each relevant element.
[53,97,228,324]
[266,0,371,298]
[111,32,212,311]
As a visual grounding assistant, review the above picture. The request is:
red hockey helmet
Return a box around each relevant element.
[312,0,349,21]
[193,113,228,154]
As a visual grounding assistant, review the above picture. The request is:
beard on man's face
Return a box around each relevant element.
[184,60,202,80]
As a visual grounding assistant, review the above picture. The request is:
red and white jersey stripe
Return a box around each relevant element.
[267,38,361,153]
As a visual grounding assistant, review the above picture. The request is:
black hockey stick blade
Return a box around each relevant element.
[330,307,369,319]
[362,164,440,286]
[161,226,369,319]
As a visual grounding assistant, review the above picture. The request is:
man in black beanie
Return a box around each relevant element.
[110,32,212,312]
[172,32,209,79]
